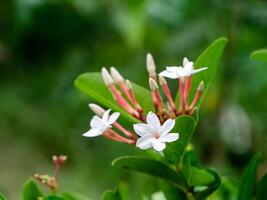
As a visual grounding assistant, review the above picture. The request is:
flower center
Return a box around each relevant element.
[154,132,160,139]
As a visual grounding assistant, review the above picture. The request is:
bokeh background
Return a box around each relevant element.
[1,0,267,199]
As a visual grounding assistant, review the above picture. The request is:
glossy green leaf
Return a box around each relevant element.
[175,37,228,106]
[237,153,261,200]
[188,167,215,187]
[163,115,197,164]
[194,168,221,199]
[61,192,90,200]
[159,181,186,200]
[250,49,267,63]
[102,190,121,200]
[22,179,44,200]
[75,72,153,123]
[256,172,267,200]
[208,177,239,200]
[112,156,187,188]
[184,149,201,168]
[45,195,65,200]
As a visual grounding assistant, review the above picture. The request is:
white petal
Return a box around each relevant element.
[184,62,194,70]
[159,119,175,136]
[167,66,188,77]
[166,66,184,73]
[191,67,208,75]
[133,123,151,136]
[108,112,120,124]
[136,134,153,149]
[146,112,161,128]
[159,70,179,79]
[102,109,111,122]
[161,133,179,142]
[152,139,166,151]
[183,57,189,66]
[83,128,103,137]
[90,116,103,128]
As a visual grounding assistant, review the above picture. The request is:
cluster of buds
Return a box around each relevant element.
[34,155,67,192]
[83,54,207,152]
[34,174,58,191]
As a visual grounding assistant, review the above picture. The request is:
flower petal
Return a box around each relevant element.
[191,67,208,75]
[152,139,166,151]
[133,123,151,136]
[184,61,194,70]
[83,128,103,137]
[108,112,120,124]
[146,112,161,128]
[102,109,111,122]
[161,133,179,142]
[166,66,187,78]
[183,57,189,66]
[159,70,179,79]
[90,116,103,128]
[166,66,183,72]
[136,134,153,149]
[159,118,175,136]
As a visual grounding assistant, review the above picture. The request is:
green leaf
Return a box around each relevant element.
[175,37,228,107]
[256,172,267,200]
[159,181,186,200]
[117,182,129,200]
[61,192,90,200]
[102,190,121,200]
[194,168,221,199]
[112,156,187,188]
[45,196,65,200]
[0,193,6,200]
[75,72,153,123]
[163,115,197,164]
[250,49,267,63]
[237,153,261,200]
[188,167,215,187]
[22,179,44,200]
[183,149,201,168]
[208,177,239,200]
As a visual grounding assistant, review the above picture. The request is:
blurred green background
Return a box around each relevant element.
[1,0,267,199]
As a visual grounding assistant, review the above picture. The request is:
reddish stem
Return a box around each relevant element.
[178,78,185,114]
[184,76,192,110]
[113,122,136,139]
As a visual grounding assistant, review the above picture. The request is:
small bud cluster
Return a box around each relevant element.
[34,155,67,193]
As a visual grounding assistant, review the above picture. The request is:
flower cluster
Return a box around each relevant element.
[83,54,207,151]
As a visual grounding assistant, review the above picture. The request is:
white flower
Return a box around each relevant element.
[159,57,207,79]
[83,109,120,137]
[134,112,179,151]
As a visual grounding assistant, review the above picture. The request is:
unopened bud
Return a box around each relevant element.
[146,53,157,77]
[34,174,58,190]
[110,67,124,83]
[159,76,167,86]
[52,155,67,166]
[89,103,105,116]
[198,81,204,91]
[101,67,114,85]
[126,80,132,90]
[149,78,158,91]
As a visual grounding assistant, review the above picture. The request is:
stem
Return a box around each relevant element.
[186,192,195,200]
[184,77,192,110]
[178,78,185,114]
